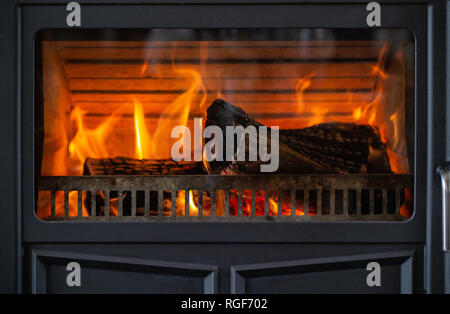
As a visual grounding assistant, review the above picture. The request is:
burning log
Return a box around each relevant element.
[83,157,204,216]
[83,157,205,216]
[205,98,391,174]
[82,99,391,176]
[83,157,205,176]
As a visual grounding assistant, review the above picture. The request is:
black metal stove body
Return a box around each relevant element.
[0,0,448,294]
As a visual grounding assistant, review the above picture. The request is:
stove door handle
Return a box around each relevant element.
[437,163,450,252]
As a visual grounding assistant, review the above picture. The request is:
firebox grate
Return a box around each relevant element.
[37,174,413,221]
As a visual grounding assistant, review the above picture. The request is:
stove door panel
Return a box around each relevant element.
[231,250,414,294]
[26,244,422,294]
[29,249,217,294]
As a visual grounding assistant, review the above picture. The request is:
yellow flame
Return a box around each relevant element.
[353,107,362,120]
[189,190,198,215]
[133,100,152,159]
[134,110,144,160]
[202,148,212,174]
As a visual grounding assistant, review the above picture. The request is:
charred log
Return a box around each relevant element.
[83,157,204,216]
[205,98,391,174]
[83,157,205,176]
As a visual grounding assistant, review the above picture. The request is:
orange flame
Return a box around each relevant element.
[295,73,314,125]
[269,198,278,215]
[295,45,409,175]
[296,73,331,126]
[68,106,122,171]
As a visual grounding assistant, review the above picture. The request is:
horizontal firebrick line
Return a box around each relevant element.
[61,44,385,50]
[70,89,372,95]
[83,112,354,119]
[73,99,364,104]
[67,75,377,80]
[65,58,378,65]
[65,64,374,78]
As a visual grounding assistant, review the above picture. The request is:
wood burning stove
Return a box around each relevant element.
[1,0,449,294]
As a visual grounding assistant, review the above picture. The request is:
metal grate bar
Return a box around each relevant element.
[330,189,335,216]
[224,190,230,217]
[264,190,269,216]
[382,189,388,215]
[38,174,413,221]
[131,190,136,217]
[369,189,374,215]
[184,189,188,217]
[342,190,348,217]
[171,191,176,217]
[356,189,361,217]
[317,189,323,216]
[90,190,96,217]
[304,190,309,216]
[199,190,203,217]
[118,190,123,217]
[64,191,69,218]
[238,190,243,217]
[144,190,150,217]
[104,189,110,217]
[77,190,82,217]
[212,190,216,217]
[158,190,163,216]
[50,190,55,218]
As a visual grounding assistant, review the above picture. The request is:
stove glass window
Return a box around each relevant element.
[35,29,414,221]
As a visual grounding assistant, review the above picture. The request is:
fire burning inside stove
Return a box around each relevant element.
[35,29,414,221]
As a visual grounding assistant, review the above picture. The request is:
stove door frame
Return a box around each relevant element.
[21,3,427,244]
